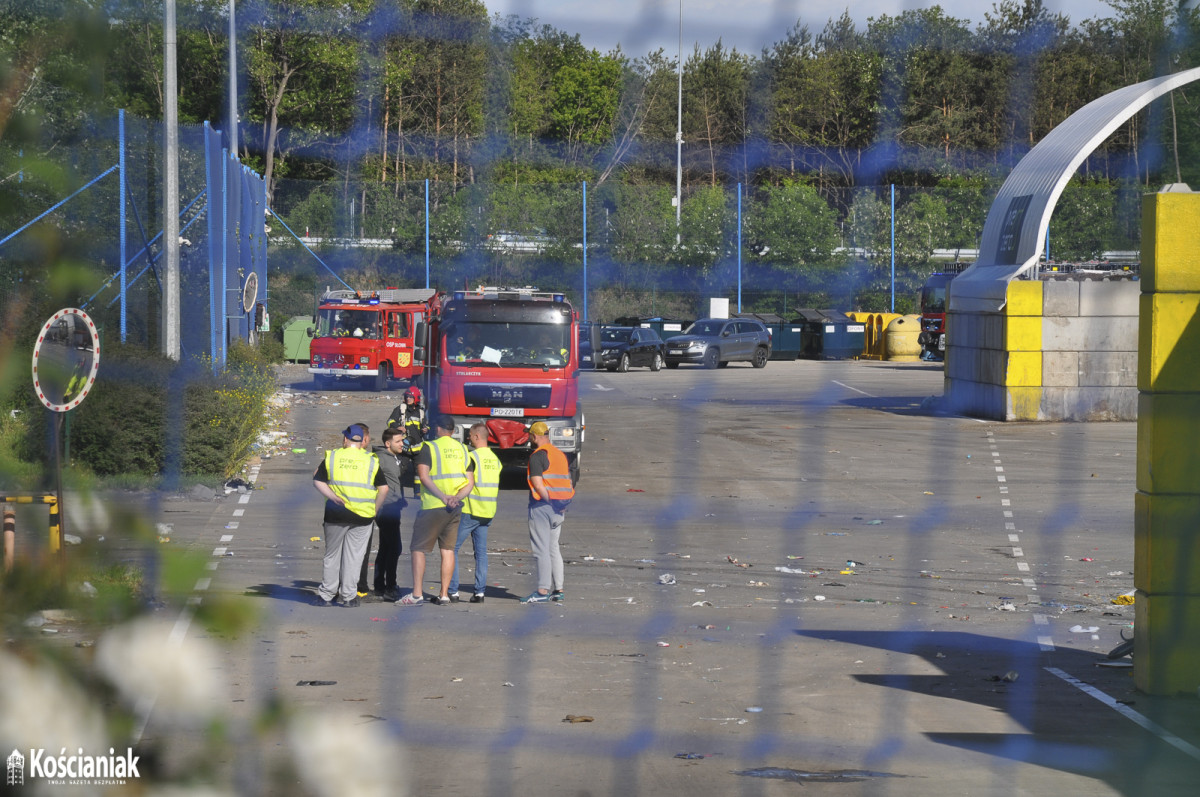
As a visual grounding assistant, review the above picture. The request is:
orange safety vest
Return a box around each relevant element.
[527,443,574,503]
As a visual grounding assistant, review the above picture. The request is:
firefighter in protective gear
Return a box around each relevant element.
[311,424,388,607]
[447,422,501,602]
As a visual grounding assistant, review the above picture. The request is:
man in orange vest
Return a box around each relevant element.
[521,421,574,604]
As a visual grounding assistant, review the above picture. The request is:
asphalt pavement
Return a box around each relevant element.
[138,359,1200,796]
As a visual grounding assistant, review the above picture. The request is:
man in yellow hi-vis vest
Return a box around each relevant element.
[312,424,388,607]
[447,422,502,603]
[397,415,474,606]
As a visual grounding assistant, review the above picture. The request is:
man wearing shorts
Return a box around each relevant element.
[397,415,474,606]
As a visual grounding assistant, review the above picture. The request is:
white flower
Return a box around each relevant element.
[0,651,108,794]
[288,711,407,797]
[95,616,224,726]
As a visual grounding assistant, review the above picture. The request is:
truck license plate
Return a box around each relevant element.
[490,407,523,417]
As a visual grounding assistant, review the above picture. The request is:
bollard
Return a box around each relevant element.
[3,504,14,573]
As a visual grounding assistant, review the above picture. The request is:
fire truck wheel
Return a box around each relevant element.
[374,362,390,391]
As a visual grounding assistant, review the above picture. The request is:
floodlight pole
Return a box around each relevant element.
[164,0,181,360]
[675,0,682,246]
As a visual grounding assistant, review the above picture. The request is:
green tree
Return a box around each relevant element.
[1048,179,1116,260]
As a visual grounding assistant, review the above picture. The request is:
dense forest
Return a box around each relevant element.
[2,0,1198,316]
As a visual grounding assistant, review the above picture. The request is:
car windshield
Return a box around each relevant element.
[443,321,571,368]
[601,327,632,343]
[686,320,725,336]
[315,308,381,339]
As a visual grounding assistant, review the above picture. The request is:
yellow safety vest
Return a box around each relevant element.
[464,446,502,519]
[421,435,470,510]
[324,447,380,519]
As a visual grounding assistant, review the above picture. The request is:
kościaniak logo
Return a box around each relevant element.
[6,747,141,787]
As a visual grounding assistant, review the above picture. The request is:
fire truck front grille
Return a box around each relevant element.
[463,383,552,409]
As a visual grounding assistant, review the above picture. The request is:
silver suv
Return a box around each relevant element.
[664,318,772,369]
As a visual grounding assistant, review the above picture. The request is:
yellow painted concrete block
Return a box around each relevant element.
[1003,316,1042,352]
[1136,393,1200,494]
[1142,193,1200,294]
[1134,591,1200,694]
[1138,292,1200,390]
[1004,351,1042,387]
[1006,387,1043,420]
[1005,280,1043,316]
[1134,491,1200,594]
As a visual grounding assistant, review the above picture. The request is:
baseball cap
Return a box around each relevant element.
[343,424,366,441]
[528,421,549,436]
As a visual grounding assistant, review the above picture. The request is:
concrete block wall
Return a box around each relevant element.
[1133,191,1200,695]
[944,277,1139,420]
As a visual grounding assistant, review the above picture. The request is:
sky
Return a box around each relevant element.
[483,0,1118,57]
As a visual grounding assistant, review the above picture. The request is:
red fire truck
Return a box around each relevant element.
[917,266,966,361]
[308,288,441,390]
[427,286,585,484]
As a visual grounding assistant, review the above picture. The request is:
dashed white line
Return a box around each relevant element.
[238,494,250,504]
[1017,562,1030,572]
[213,546,227,557]
[220,534,234,543]
[1038,636,1056,651]
[195,578,211,591]
[1009,534,1021,542]
[233,509,245,517]
[1012,547,1025,557]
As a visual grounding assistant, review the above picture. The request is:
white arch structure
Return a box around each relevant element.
[950,65,1200,313]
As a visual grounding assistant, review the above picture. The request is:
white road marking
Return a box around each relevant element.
[1038,636,1055,651]
[238,494,250,504]
[832,380,873,397]
[1046,667,1200,762]
[1012,547,1024,557]
[1009,534,1020,542]
[220,534,234,543]
[213,547,227,557]
[195,578,211,591]
[233,509,245,517]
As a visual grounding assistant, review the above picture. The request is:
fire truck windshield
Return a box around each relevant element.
[315,309,381,339]
[444,321,570,368]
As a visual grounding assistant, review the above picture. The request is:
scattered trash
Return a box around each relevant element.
[1096,660,1133,669]
[923,491,934,495]
[700,624,716,630]
[1107,571,1125,576]
[451,677,463,682]
[774,566,806,574]
[988,672,1019,683]
[747,581,768,587]
[846,560,858,568]
[563,715,594,723]
[1080,557,1094,562]
[733,768,901,783]
[78,581,97,597]
[1069,625,1099,633]
[866,519,883,525]
[825,532,847,536]
[656,641,670,647]
[821,581,846,587]
[292,448,307,453]
[75,640,94,648]
[935,652,946,658]
[693,588,706,593]
[636,559,656,564]
[998,602,1016,612]
[675,752,714,760]
[1111,594,1136,605]
[726,555,750,568]
[744,706,763,713]
[658,573,677,585]
[691,601,713,607]
[503,682,515,687]
[296,680,337,686]
[813,595,826,601]
[626,488,644,492]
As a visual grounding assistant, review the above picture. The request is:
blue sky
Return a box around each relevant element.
[483,0,1117,56]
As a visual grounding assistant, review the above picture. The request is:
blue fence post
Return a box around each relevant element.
[425,179,430,290]
[221,150,229,371]
[737,183,742,314]
[890,184,896,314]
[119,109,127,343]
[582,180,588,321]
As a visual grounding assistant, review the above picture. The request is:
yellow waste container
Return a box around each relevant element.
[885,315,922,361]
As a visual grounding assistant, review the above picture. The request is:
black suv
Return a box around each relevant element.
[664,318,772,369]
[598,326,666,371]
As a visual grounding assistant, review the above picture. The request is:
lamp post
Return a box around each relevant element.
[675,0,682,246]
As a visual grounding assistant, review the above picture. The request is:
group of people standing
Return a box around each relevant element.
[310,387,574,607]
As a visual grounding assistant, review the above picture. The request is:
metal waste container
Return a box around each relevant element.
[615,316,691,338]
[282,315,314,362]
[734,312,801,360]
[797,309,865,360]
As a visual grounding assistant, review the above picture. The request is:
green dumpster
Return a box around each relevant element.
[797,309,864,360]
[734,312,801,360]
[282,315,315,362]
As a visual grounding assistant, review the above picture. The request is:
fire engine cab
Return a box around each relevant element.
[429,286,585,484]
[308,288,440,390]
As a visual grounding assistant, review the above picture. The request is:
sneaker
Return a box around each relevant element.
[448,592,462,603]
[396,593,424,606]
[521,591,550,604]
[550,590,564,603]
[470,593,485,604]
[310,596,334,607]
[434,596,451,606]
[382,587,400,602]
[344,597,361,608]
[357,591,369,599]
